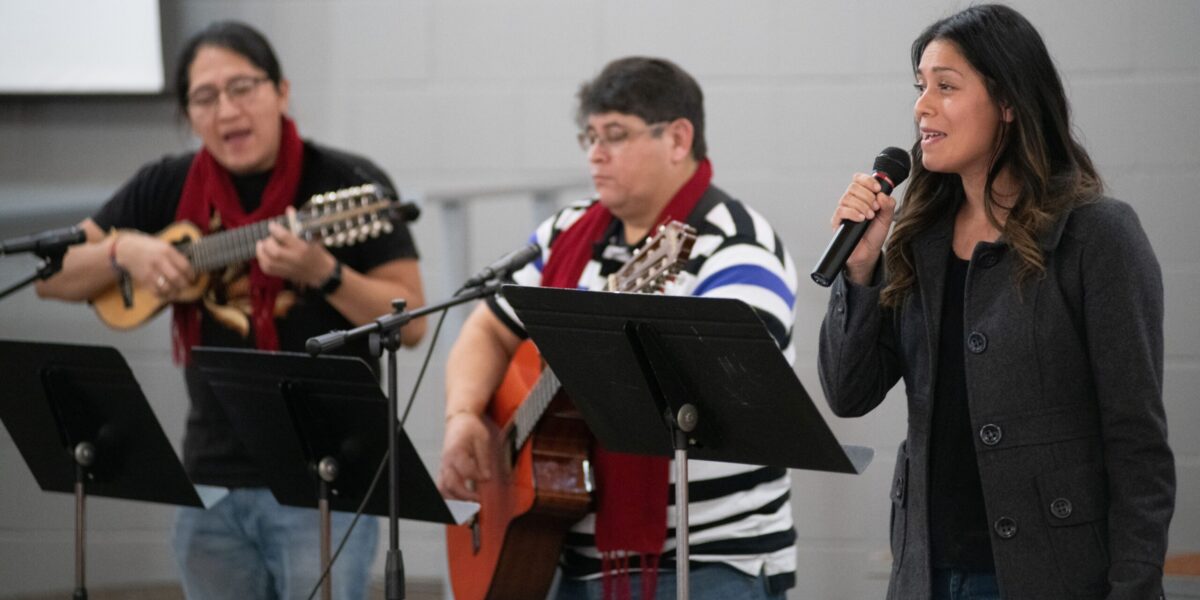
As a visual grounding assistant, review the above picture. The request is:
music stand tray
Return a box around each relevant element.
[192,347,477,600]
[502,286,872,472]
[0,339,203,598]
[192,347,473,524]
[502,286,873,599]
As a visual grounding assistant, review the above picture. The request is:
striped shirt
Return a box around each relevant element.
[488,185,799,590]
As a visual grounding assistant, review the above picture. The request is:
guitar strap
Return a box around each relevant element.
[171,116,305,364]
[541,158,712,600]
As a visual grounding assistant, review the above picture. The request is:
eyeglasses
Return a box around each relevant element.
[187,76,271,111]
[577,122,668,152]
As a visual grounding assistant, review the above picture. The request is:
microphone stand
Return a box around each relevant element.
[306,280,505,600]
[0,245,68,302]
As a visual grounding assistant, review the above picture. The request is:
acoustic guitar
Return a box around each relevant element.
[91,184,409,330]
[446,219,697,600]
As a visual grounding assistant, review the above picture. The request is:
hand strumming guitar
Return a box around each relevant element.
[111,229,195,300]
[438,410,495,502]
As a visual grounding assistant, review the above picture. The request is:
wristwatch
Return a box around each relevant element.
[319,259,343,295]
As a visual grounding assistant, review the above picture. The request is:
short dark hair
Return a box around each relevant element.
[575,57,707,161]
[174,21,283,113]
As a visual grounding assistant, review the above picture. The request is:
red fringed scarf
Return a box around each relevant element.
[171,116,304,364]
[540,159,712,600]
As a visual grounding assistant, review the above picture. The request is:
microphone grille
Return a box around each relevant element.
[873,147,912,188]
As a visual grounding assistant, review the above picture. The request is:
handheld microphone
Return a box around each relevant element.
[811,147,911,287]
[0,225,87,257]
[461,243,541,289]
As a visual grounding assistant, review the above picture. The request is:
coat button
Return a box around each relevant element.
[979,424,1003,446]
[978,252,1000,268]
[993,516,1018,539]
[893,476,905,500]
[1050,498,1073,519]
[967,332,988,353]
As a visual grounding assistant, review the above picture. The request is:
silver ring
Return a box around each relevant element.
[156,275,167,289]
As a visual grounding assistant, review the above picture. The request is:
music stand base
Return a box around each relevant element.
[385,549,405,600]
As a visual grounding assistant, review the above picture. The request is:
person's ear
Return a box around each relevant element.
[668,119,695,163]
[276,79,291,114]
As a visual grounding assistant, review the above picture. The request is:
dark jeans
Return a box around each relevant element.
[555,563,785,600]
[931,568,1001,600]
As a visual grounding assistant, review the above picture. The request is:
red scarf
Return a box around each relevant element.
[171,116,304,364]
[540,159,712,600]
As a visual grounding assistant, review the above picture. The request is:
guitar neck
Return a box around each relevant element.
[182,216,285,272]
[509,368,563,449]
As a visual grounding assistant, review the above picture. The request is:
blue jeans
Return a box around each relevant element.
[172,488,378,600]
[932,568,1000,600]
[554,563,785,600]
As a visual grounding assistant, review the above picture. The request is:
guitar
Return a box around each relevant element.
[91,184,407,330]
[446,220,698,600]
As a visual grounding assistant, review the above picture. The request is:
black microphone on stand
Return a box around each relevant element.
[0,225,88,302]
[459,243,541,290]
[0,226,87,257]
[811,147,911,287]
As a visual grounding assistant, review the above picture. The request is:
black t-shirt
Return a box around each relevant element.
[928,253,995,571]
[93,141,418,487]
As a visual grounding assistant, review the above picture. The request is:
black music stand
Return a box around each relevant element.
[191,347,475,600]
[0,340,203,600]
[502,286,873,600]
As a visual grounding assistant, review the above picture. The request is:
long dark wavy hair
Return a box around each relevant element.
[881,4,1102,307]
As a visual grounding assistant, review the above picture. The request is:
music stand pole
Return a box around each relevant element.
[373,323,406,600]
[670,411,695,600]
[73,443,95,600]
[317,458,338,600]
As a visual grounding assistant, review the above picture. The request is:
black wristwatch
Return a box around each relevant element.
[318,259,343,295]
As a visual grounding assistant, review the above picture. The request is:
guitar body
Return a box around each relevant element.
[91,221,210,330]
[88,183,401,330]
[446,341,593,600]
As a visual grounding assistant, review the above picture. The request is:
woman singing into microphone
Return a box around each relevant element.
[818,5,1174,599]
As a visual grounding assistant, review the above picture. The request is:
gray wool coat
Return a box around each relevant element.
[818,197,1174,599]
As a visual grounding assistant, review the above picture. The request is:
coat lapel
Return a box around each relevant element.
[912,213,954,393]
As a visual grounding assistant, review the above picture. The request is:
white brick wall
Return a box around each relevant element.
[1,1,1196,597]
